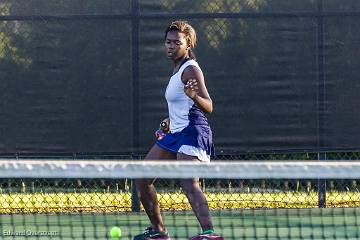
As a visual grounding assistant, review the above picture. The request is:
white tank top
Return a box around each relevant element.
[165,59,202,133]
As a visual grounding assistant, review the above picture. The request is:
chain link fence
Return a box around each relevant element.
[1,176,359,214]
[1,0,360,215]
[1,151,360,214]
[1,1,360,154]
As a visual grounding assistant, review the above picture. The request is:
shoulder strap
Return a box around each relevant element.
[178,60,201,76]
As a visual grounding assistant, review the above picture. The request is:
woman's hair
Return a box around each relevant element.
[164,20,197,60]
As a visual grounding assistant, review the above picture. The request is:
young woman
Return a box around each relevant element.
[134,21,223,240]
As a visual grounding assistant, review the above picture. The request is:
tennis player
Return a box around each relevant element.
[133,21,223,240]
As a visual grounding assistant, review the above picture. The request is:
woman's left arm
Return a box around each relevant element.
[182,66,213,113]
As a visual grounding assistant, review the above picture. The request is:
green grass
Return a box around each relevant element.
[1,191,360,239]
[1,208,359,240]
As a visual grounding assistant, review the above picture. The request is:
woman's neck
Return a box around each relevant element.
[173,56,189,70]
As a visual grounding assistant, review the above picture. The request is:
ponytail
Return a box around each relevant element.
[188,49,196,61]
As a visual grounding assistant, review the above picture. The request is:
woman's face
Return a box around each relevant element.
[165,30,188,60]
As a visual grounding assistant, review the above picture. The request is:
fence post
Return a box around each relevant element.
[131,0,141,213]
[316,0,326,208]
[318,152,326,208]
[131,179,141,212]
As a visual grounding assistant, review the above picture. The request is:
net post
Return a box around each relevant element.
[317,152,327,208]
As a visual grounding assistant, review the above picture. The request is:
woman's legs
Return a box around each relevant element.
[177,153,214,231]
[136,144,176,232]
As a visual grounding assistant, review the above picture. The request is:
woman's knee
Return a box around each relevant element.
[180,179,200,193]
[136,179,154,189]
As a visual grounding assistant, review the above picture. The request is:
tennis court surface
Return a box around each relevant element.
[0,160,360,239]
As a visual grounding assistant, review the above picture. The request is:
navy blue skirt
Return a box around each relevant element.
[156,123,215,156]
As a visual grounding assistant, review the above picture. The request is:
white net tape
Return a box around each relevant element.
[0,160,360,179]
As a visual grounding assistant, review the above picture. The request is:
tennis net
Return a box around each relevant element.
[0,160,360,239]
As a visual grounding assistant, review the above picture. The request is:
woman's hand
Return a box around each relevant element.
[184,78,199,100]
[159,117,170,134]
[155,117,170,140]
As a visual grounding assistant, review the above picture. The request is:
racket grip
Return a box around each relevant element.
[155,130,165,140]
